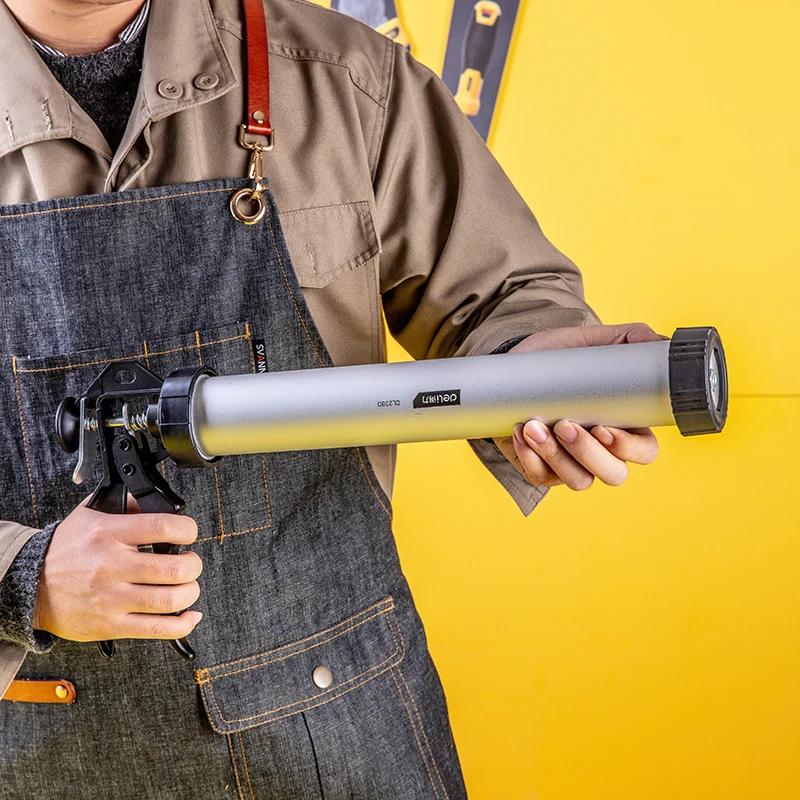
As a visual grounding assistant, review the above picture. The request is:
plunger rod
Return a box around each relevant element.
[184,328,726,459]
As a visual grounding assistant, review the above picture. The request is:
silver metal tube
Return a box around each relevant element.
[190,341,675,457]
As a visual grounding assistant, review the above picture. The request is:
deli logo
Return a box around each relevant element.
[413,389,461,409]
[252,339,268,374]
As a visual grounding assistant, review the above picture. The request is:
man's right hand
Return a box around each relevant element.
[32,500,203,643]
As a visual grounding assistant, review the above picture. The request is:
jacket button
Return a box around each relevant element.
[55,685,68,699]
[312,666,333,689]
[157,80,184,99]
[194,73,219,91]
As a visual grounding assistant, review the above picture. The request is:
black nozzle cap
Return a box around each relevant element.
[158,366,220,467]
[668,327,728,436]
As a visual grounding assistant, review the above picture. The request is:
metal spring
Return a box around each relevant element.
[125,411,149,432]
[82,410,149,433]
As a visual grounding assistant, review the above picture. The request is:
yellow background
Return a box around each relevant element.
[387,1,800,798]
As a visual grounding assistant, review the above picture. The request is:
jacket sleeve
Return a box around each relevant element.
[372,44,602,514]
[0,521,58,696]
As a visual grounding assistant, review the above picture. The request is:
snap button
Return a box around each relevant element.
[312,665,333,690]
[194,73,219,91]
[54,685,68,699]
[157,80,184,99]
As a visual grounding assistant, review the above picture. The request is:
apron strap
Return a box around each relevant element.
[241,0,273,146]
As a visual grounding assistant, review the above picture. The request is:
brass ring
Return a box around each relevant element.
[230,188,267,225]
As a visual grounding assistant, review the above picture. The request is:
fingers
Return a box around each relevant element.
[550,421,628,487]
[115,609,204,641]
[509,322,669,354]
[521,421,596,490]
[590,426,659,465]
[498,420,660,490]
[494,431,563,487]
[110,513,199,548]
[122,550,203,586]
[125,581,201,615]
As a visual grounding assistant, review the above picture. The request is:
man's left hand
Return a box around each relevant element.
[493,323,666,491]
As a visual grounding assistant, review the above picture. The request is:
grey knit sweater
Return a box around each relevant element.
[38,32,147,152]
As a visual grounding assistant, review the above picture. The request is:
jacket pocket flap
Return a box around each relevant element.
[279,201,380,288]
[195,598,403,734]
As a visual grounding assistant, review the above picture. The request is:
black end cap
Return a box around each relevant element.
[158,366,220,467]
[668,327,728,436]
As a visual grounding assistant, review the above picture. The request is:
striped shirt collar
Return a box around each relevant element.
[30,0,150,58]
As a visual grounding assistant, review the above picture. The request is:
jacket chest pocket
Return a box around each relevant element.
[279,201,383,367]
[5,322,272,540]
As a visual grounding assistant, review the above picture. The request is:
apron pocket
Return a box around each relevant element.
[7,322,273,539]
[195,597,404,734]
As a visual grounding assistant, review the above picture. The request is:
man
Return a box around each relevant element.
[0,0,659,796]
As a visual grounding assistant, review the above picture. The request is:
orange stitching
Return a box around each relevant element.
[197,606,395,683]
[390,667,442,800]
[356,448,391,521]
[12,357,39,527]
[201,647,405,735]
[143,340,150,369]
[227,734,246,800]
[263,208,325,366]
[204,613,404,725]
[14,334,249,374]
[238,732,256,800]
[399,666,450,800]
[195,331,204,366]
[195,524,270,544]
[197,598,394,676]
[213,464,226,544]
[0,187,237,221]
[259,457,273,526]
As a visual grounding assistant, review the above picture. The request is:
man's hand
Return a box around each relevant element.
[494,323,665,490]
[33,500,203,642]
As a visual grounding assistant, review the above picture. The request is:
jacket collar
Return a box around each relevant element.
[0,0,238,162]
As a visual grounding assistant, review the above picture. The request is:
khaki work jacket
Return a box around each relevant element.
[0,0,599,690]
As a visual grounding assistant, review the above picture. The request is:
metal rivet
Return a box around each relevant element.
[312,665,333,690]
[157,80,184,99]
[55,685,68,699]
[194,73,219,91]
[252,110,266,123]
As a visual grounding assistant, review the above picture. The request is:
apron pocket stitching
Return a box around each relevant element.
[13,333,250,374]
[200,610,404,728]
[197,599,394,677]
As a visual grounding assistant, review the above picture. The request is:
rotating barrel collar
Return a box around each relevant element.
[156,366,220,467]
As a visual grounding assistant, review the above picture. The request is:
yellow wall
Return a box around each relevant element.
[389,1,800,798]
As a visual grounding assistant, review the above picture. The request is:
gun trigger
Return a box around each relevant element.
[72,397,97,485]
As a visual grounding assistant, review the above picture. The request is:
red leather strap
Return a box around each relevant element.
[242,0,272,138]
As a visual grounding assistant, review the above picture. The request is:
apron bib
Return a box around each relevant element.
[0,180,466,799]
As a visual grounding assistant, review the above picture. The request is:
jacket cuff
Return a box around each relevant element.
[463,335,548,515]
[0,523,58,653]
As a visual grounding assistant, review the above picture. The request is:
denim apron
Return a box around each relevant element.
[0,179,467,799]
